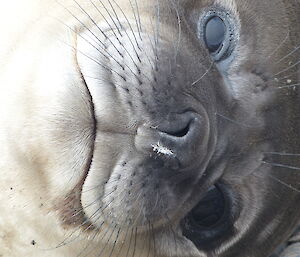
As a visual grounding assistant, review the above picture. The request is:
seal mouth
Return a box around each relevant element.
[181,183,233,249]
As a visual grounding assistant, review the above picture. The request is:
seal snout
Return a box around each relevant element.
[135,112,209,169]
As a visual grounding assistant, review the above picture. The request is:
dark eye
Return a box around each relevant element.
[204,16,226,53]
[181,184,233,249]
[198,8,238,62]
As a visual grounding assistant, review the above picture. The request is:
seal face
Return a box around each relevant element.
[0,0,300,257]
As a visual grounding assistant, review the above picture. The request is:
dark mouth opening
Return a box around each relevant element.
[181,183,233,249]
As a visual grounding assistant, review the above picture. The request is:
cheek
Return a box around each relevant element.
[40,95,95,195]
[80,135,140,226]
[17,52,96,196]
[227,70,275,108]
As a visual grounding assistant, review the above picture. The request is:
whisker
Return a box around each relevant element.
[96,0,123,37]
[59,176,151,254]
[78,222,111,257]
[96,0,154,83]
[150,223,156,257]
[278,83,300,89]
[275,44,300,64]
[55,192,119,249]
[72,0,125,58]
[131,227,138,257]
[82,74,145,95]
[216,112,255,128]
[191,61,214,86]
[50,16,109,59]
[262,161,300,171]
[96,224,118,257]
[168,0,182,64]
[88,0,122,40]
[56,33,125,80]
[108,227,121,257]
[275,69,299,81]
[129,0,142,40]
[266,174,300,193]
[55,214,101,249]
[274,59,300,77]
[109,0,159,80]
[56,218,101,251]
[263,152,300,156]
[56,1,106,49]
[122,3,157,71]
[104,0,124,31]
[137,228,147,257]
[125,227,135,257]
[266,31,290,59]
[154,0,161,57]
[56,1,152,84]
[165,214,178,256]
[115,223,131,256]
[248,66,299,91]
[81,182,106,194]
[75,228,100,257]
[145,221,152,257]
[134,0,143,34]
[130,193,146,226]
[71,187,118,220]
[111,0,142,54]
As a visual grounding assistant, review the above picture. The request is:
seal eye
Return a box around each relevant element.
[204,16,226,53]
[181,184,233,249]
[198,8,238,62]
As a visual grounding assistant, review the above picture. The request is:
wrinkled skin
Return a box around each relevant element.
[0,0,300,257]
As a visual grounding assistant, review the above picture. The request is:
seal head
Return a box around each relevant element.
[0,0,300,256]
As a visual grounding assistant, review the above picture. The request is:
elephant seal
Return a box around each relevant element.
[0,0,300,256]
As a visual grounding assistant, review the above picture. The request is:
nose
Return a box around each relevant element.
[135,112,210,168]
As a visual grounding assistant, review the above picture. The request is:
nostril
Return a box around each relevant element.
[160,118,194,138]
[166,121,191,138]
